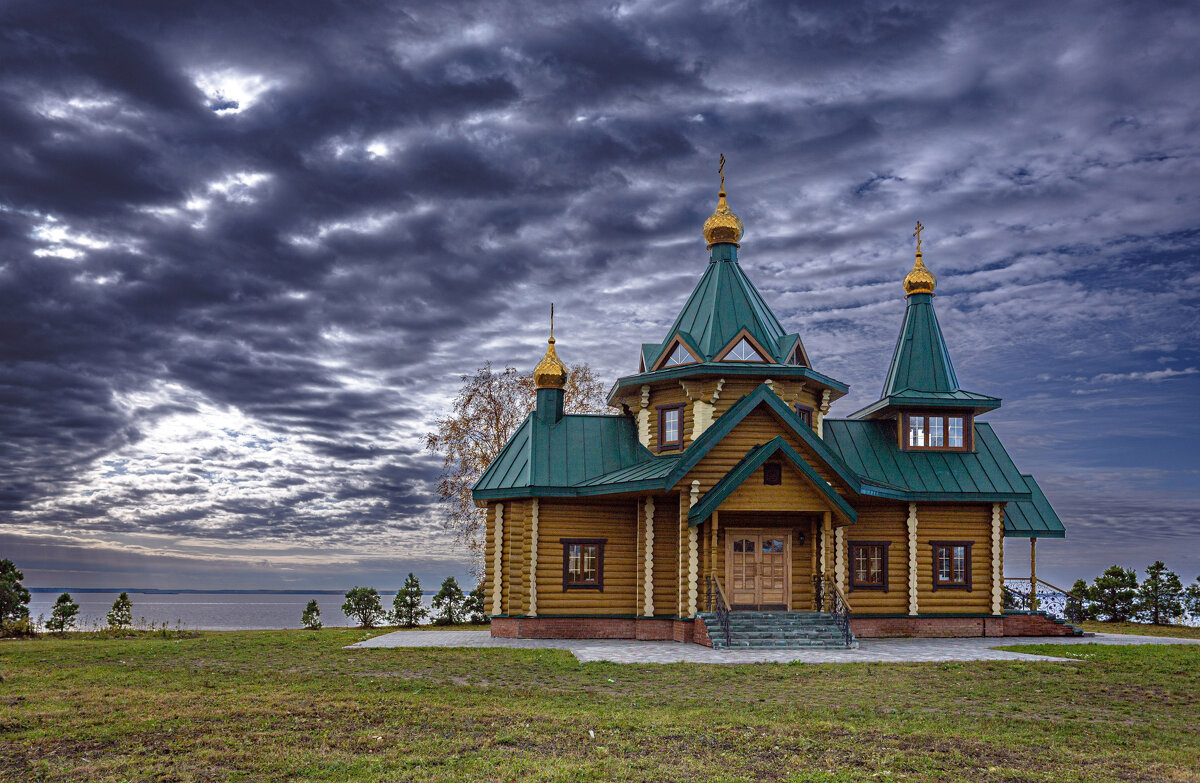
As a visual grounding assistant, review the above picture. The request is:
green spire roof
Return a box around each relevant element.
[851,292,1000,419]
[881,292,959,396]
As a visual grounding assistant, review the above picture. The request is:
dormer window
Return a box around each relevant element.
[902,412,972,451]
[725,338,763,361]
[656,404,684,451]
[665,343,694,366]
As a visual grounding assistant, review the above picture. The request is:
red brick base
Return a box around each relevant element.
[850,613,1079,638]
[491,616,699,641]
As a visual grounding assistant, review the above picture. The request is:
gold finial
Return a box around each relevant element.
[903,220,936,296]
[533,303,568,390]
[703,154,744,248]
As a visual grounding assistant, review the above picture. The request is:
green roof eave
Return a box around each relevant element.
[688,436,857,524]
[849,392,1002,420]
[473,476,668,502]
[607,363,849,406]
[666,383,865,495]
[1002,475,1067,538]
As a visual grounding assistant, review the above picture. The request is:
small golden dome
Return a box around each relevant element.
[903,221,936,295]
[702,154,744,248]
[903,253,937,296]
[533,306,568,390]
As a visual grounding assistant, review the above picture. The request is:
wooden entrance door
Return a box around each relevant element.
[726,529,791,609]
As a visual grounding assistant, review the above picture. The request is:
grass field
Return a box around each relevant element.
[1081,620,1200,639]
[2,627,1199,782]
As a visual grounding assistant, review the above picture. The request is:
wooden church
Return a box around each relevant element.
[473,165,1071,646]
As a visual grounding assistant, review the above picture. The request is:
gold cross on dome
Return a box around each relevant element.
[913,220,925,253]
[719,153,726,192]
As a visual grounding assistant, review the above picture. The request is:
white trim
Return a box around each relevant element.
[491,503,504,616]
[907,503,919,616]
[643,497,655,617]
[528,499,539,617]
[991,503,1003,616]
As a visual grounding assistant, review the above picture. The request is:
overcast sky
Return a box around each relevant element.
[1,0,1198,591]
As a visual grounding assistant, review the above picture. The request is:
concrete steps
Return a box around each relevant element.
[698,611,856,649]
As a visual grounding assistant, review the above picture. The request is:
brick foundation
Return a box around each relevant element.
[850,613,1080,638]
[491,616,691,641]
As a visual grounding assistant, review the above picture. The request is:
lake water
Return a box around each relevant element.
[27,591,436,631]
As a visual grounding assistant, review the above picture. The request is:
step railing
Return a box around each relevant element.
[813,575,854,648]
[704,575,731,648]
[1003,577,1072,619]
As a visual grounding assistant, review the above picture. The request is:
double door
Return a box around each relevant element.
[726,528,790,609]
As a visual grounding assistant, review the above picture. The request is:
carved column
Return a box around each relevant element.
[687,480,700,617]
[643,497,655,617]
[528,499,539,617]
[816,389,832,438]
[682,379,724,440]
[491,503,504,616]
[636,384,651,447]
[990,503,1003,616]
[907,503,919,616]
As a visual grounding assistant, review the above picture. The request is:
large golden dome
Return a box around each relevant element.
[702,154,743,248]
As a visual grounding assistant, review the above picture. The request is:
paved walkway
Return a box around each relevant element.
[347,629,1200,664]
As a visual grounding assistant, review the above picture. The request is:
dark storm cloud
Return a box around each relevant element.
[1,0,1198,585]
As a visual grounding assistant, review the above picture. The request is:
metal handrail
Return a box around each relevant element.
[1003,577,1071,617]
[824,577,854,648]
[704,575,731,648]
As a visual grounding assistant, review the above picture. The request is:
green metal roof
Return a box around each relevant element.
[821,419,1030,501]
[851,292,999,418]
[1003,475,1066,538]
[687,436,857,525]
[609,361,849,404]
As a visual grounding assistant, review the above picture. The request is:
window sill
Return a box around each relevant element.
[563,584,604,591]
[849,584,888,592]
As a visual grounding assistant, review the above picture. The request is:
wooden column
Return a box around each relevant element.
[1029,537,1038,611]
[834,525,846,596]
[907,502,918,616]
[491,503,504,616]
[710,510,719,581]
[990,503,1003,616]
[642,497,655,617]
[687,480,700,617]
[820,512,831,610]
[528,499,539,617]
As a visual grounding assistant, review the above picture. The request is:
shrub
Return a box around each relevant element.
[431,577,466,626]
[0,559,31,632]
[301,599,322,630]
[1183,578,1200,620]
[107,592,134,630]
[341,587,386,628]
[47,593,81,632]
[1090,566,1139,622]
[1138,561,1184,625]
[392,573,427,628]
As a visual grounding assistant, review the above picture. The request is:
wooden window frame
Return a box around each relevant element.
[899,411,974,452]
[714,328,773,364]
[848,541,890,591]
[656,403,685,452]
[794,404,814,428]
[763,462,782,485]
[930,541,973,591]
[561,538,606,590]
[651,336,700,372]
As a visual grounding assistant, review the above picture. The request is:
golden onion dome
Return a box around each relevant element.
[702,154,744,248]
[533,306,568,390]
[903,221,936,295]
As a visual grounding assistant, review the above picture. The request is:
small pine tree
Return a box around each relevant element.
[1064,579,1091,625]
[107,592,133,630]
[46,593,81,632]
[301,599,322,630]
[1138,561,1184,625]
[341,586,386,628]
[1089,566,1139,622]
[464,582,488,624]
[431,577,466,626]
[1181,577,1200,621]
[0,559,31,629]
[392,573,427,628]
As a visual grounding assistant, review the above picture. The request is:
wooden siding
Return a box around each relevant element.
[839,503,909,614]
[532,497,639,615]
[713,378,819,425]
[916,503,993,614]
[653,494,680,616]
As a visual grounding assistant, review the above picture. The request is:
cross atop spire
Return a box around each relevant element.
[719,153,726,194]
[913,220,925,255]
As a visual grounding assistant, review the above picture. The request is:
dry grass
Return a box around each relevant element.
[1,629,1198,781]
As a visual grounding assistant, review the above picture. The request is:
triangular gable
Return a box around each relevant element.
[687,436,857,525]
[777,333,810,367]
[714,327,773,363]
[651,332,703,371]
[666,383,863,495]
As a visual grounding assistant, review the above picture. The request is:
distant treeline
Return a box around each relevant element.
[27,587,435,595]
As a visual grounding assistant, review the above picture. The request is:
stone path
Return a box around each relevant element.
[347,629,1200,664]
